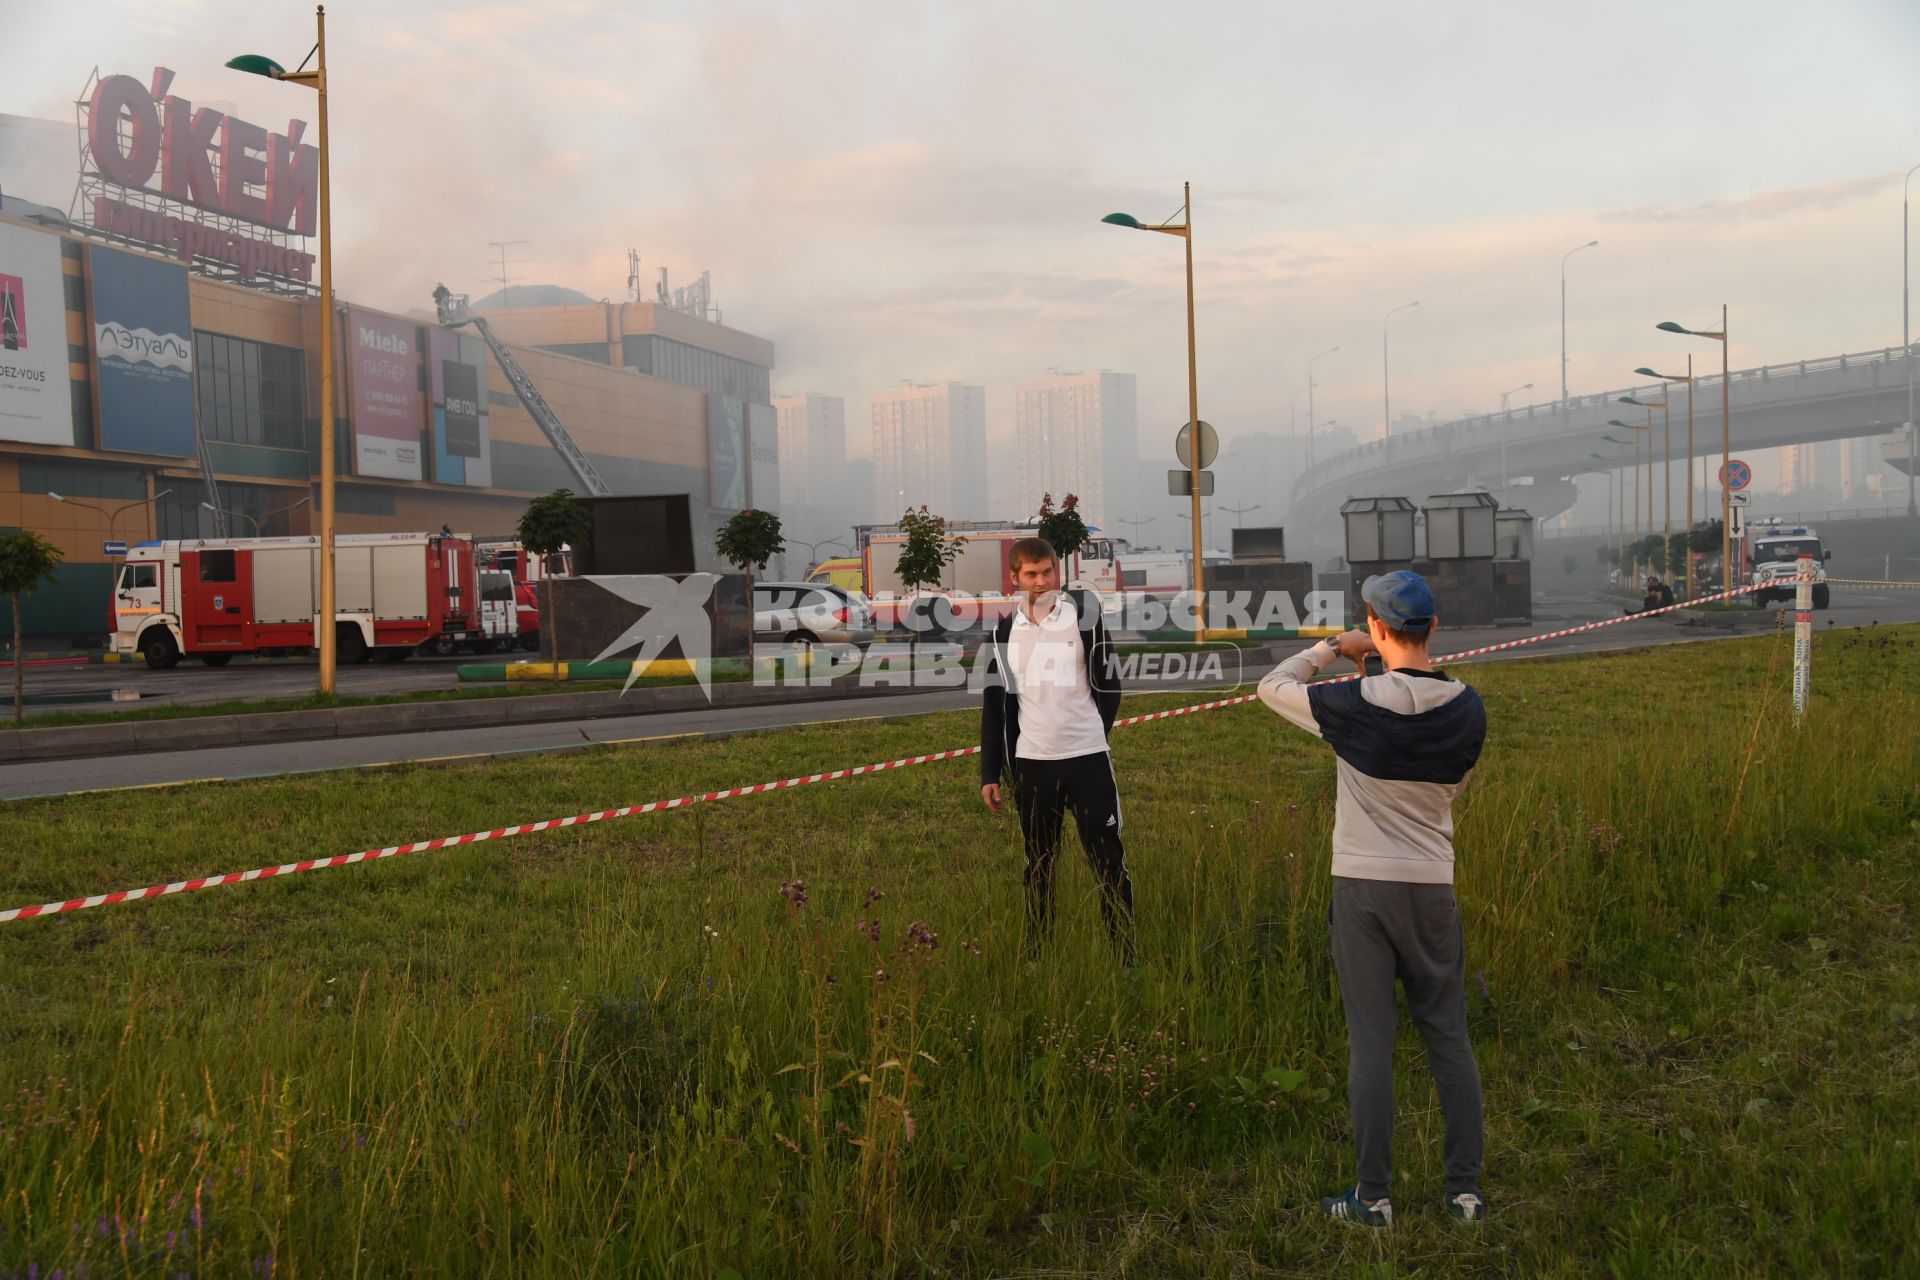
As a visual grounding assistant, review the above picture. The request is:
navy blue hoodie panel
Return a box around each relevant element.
[1306,681,1487,784]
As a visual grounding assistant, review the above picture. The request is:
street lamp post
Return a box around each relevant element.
[202,496,312,538]
[1904,163,1920,517]
[1657,308,1731,591]
[1590,451,1622,574]
[1104,184,1205,643]
[1382,302,1419,438]
[1307,345,1339,472]
[1116,516,1154,548]
[49,488,176,547]
[1497,382,1532,490]
[1219,502,1261,530]
[1560,240,1599,401]
[1636,363,1696,595]
[1608,418,1652,573]
[1621,395,1672,578]
[229,5,337,695]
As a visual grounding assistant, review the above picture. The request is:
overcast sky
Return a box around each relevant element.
[10,0,1920,512]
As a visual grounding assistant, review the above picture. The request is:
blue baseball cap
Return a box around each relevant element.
[1360,569,1436,633]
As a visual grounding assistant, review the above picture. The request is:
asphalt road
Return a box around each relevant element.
[4,586,1916,801]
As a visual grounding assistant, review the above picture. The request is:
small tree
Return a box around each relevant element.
[894,506,964,592]
[0,531,63,724]
[518,489,594,680]
[1035,492,1090,565]
[715,508,786,590]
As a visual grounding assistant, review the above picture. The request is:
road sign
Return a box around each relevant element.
[1719,458,1752,491]
[1730,504,1746,539]
[1168,469,1215,497]
[1729,491,1750,506]
[102,540,127,557]
[1174,420,1219,469]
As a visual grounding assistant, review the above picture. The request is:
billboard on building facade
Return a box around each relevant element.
[747,400,780,511]
[709,394,746,510]
[89,245,195,456]
[348,307,423,480]
[428,327,493,487]
[0,222,76,446]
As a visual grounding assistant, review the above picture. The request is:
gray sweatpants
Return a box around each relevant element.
[1329,876,1484,1200]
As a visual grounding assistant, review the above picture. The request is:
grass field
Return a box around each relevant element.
[1,626,1917,1277]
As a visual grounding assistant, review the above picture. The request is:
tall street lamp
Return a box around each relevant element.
[1220,502,1261,531]
[1382,302,1419,438]
[1637,362,1696,596]
[1560,240,1599,401]
[1600,435,1632,570]
[1607,419,1651,571]
[1116,516,1154,547]
[50,488,175,547]
[1104,183,1205,642]
[229,5,338,695]
[1657,308,1731,591]
[1589,450,1623,572]
[1497,383,1532,490]
[202,496,312,538]
[1903,163,1920,516]
[1307,345,1339,471]
[1620,394,1672,578]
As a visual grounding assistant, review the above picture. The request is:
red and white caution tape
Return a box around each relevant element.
[0,579,1873,925]
[1822,578,1920,590]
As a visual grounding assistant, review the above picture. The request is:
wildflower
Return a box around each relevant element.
[779,880,809,908]
[863,887,886,907]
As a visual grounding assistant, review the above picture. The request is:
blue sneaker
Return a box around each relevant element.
[1444,1191,1486,1222]
[1321,1187,1392,1228]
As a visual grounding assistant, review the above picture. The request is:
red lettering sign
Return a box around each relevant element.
[84,67,317,238]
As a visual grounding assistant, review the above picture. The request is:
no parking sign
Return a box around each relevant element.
[1719,458,1752,491]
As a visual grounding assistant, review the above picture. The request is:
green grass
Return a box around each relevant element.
[1,626,1917,1276]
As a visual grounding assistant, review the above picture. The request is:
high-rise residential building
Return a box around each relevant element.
[1012,370,1137,528]
[1840,435,1893,504]
[772,393,846,510]
[1779,441,1840,499]
[869,382,987,522]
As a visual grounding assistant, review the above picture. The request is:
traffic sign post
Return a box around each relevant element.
[1719,458,1752,491]
[1168,469,1215,497]
[1174,420,1218,469]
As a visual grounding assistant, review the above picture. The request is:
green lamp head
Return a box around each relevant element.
[1655,321,1688,335]
[225,54,288,78]
[1633,367,1660,378]
[1101,213,1143,229]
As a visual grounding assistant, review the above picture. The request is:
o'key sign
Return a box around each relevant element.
[1720,458,1752,491]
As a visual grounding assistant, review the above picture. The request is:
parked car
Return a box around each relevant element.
[752,581,875,648]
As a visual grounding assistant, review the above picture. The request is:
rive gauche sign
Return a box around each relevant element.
[83,68,318,283]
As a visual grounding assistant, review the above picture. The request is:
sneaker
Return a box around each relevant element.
[1444,1191,1486,1222]
[1321,1187,1392,1228]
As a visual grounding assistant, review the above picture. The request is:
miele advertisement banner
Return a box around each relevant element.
[0,223,77,446]
[348,307,423,480]
[90,245,196,456]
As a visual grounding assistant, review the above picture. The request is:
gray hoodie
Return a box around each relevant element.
[1258,641,1487,884]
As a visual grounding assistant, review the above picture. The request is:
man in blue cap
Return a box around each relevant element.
[1256,569,1489,1228]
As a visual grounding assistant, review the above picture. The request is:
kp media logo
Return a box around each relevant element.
[0,274,26,351]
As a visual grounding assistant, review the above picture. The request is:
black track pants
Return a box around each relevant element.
[1012,751,1134,959]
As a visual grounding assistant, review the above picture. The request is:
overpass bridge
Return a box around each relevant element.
[1287,344,1919,564]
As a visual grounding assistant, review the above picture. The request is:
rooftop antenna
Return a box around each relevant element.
[485,239,530,307]
[626,249,642,302]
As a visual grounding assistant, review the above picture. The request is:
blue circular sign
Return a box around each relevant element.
[1720,459,1752,491]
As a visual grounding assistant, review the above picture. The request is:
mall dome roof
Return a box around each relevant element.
[472,283,599,310]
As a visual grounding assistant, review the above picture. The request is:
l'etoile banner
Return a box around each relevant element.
[0,223,76,447]
[90,246,196,457]
[348,309,424,481]
[82,67,318,283]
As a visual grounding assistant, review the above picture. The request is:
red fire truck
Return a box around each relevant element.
[110,532,483,668]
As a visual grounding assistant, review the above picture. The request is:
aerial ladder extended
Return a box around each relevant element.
[431,284,611,497]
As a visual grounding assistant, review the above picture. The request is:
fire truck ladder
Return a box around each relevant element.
[431,285,611,497]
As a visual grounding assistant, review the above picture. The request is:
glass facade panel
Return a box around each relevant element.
[194,331,307,452]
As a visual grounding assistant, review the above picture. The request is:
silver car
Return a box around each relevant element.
[752,582,875,648]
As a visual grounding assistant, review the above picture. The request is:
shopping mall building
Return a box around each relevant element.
[0,69,778,640]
